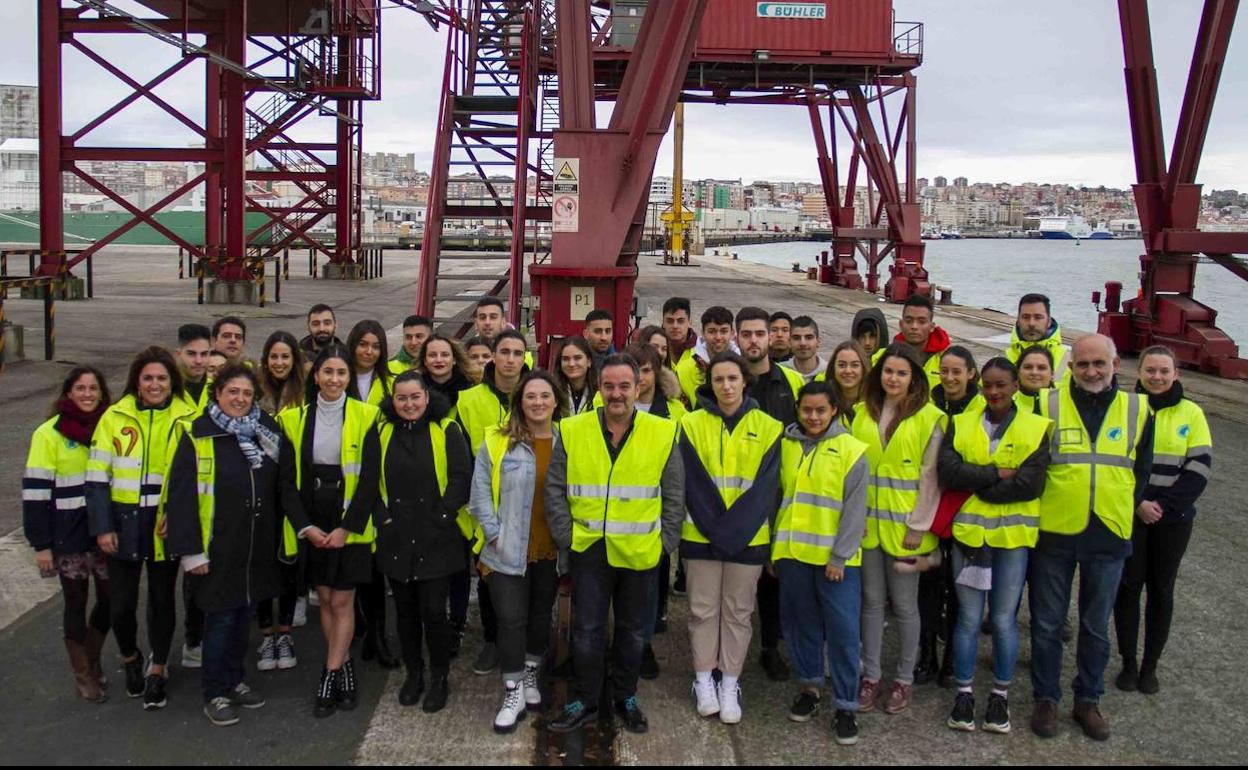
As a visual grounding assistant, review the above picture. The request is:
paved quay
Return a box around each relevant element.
[0,245,1245,764]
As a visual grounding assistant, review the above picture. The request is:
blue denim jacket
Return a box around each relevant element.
[468,426,565,576]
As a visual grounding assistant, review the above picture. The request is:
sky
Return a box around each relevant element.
[3,0,1247,190]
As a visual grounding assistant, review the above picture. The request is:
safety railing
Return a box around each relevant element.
[894,21,924,59]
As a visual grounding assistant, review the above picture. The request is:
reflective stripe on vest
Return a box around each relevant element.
[562,410,677,570]
[679,408,783,548]
[1038,387,1147,538]
[773,431,868,567]
[851,402,946,557]
[278,398,380,557]
[950,402,1051,549]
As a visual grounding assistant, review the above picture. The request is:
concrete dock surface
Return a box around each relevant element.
[1,245,1245,764]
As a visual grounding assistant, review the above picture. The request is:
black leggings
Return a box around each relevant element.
[1114,520,1194,666]
[59,572,111,643]
[390,575,452,675]
[109,558,179,665]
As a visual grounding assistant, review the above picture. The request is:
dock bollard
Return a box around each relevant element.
[936,285,954,305]
[86,254,93,298]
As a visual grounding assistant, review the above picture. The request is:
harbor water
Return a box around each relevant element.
[731,238,1248,346]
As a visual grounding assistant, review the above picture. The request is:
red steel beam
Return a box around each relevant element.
[221,0,248,279]
[65,169,209,268]
[37,0,64,266]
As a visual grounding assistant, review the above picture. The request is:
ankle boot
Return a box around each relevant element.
[913,634,937,685]
[937,639,957,688]
[65,639,106,703]
[314,666,338,718]
[423,673,449,713]
[336,659,359,710]
[84,627,108,690]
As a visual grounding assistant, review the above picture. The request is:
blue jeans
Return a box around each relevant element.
[952,545,1029,687]
[202,605,252,701]
[570,541,655,706]
[776,559,861,712]
[1028,516,1130,705]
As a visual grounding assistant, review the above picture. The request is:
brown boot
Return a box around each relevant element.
[1072,701,1110,741]
[84,627,109,691]
[1030,700,1058,738]
[65,640,105,703]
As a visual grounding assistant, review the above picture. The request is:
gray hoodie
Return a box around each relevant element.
[851,308,890,354]
[781,420,871,569]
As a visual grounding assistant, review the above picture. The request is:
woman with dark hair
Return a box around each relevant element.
[374,372,472,713]
[277,343,382,717]
[253,331,307,671]
[260,331,306,415]
[680,351,784,725]
[851,343,947,716]
[419,334,475,419]
[463,336,493,383]
[934,346,981,416]
[552,336,598,415]
[1016,346,1055,410]
[938,357,1050,733]
[347,319,394,407]
[24,365,114,702]
[774,381,871,745]
[164,364,303,726]
[825,340,871,423]
[468,370,566,732]
[635,324,669,365]
[86,346,194,710]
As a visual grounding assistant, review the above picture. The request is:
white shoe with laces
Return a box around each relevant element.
[692,678,720,718]
[494,682,526,733]
[256,635,277,672]
[522,663,541,708]
[275,633,297,670]
[718,680,742,724]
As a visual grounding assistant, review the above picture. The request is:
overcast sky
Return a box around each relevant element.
[3,0,1246,189]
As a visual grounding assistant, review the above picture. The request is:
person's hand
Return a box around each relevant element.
[35,549,54,575]
[303,526,329,548]
[97,533,118,555]
[902,528,925,550]
[1136,500,1164,525]
[327,528,349,549]
[156,517,167,538]
[997,466,1017,480]
[189,563,209,576]
[824,564,844,582]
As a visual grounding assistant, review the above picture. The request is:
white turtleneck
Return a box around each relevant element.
[313,391,346,465]
[356,370,375,402]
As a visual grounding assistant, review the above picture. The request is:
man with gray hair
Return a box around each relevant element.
[1029,334,1154,741]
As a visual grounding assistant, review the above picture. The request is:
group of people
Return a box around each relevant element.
[22,290,1211,747]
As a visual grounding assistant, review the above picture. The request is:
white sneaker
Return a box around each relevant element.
[292,597,308,627]
[493,682,526,733]
[275,633,297,670]
[181,643,202,669]
[256,635,277,672]
[692,678,720,718]
[522,663,541,708]
[718,680,742,724]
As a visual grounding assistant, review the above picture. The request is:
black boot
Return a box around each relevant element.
[423,673,449,713]
[937,639,956,688]
[399,667,425,706]
[1116,657,1139,692]
[336,659,358,711]
[314,666,338,718]
[913,634,937,685]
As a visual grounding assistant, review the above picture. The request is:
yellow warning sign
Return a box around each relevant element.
[553,157,579,196]
[556,161,578,181]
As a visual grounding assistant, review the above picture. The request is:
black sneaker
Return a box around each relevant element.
[1137,663,1160,695]
[639,646,660,680]
[983,692,1011,734]
[123,655,145,698]
[788,690,821,723]
[203,696,239,727]
[833,709,859,746]
[548,699,596,733]
[759,647,790,682]
[142,674,168,710]
[947,691,976,731]
[230,682,266,709]
[1115,658,1139,692]
[614,695,649,734]
[422,674,449,714]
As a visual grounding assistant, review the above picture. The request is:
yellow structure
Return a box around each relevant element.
[660,102,695,265]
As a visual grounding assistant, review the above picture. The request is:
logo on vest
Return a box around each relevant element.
[1106,427,1123,441]
[1178,424,1190,438]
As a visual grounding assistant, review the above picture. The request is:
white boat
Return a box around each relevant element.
[1037,214,1093,240]
[940,227,964,240]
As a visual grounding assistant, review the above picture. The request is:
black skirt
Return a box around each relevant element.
[304,465,372,590]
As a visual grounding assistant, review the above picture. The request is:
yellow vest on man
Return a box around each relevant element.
[950,402,1053,549]
[458,383,510,453]
[773,431,868,566]
[562,409,677,570]
[679,408,783,548]
[851,402,946,557]
[1037,386,1148,538]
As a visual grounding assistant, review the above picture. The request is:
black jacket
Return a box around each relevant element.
[375,394,473,582]
[937,404,1050,503]
[285,400,382,536]
[165,412,303,612]
[680,396,781,565]
[423,368,474,410]
[933,382,980,417]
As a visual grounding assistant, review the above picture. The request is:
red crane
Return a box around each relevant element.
[1099,0,1248,378]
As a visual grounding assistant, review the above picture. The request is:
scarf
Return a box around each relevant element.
[55,396,107,444]
[207,402,282,469]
